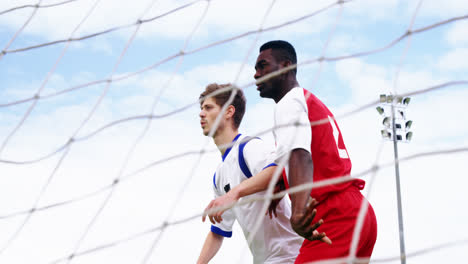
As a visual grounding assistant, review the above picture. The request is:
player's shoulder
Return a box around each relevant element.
[275,88,308,122]
[278,87,307,109]
[238,135,263,150]
[302,88,332,112]
[241,136,274,159]
[279,87,304,102]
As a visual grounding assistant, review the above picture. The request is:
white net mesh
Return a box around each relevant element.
[1,0,468,263]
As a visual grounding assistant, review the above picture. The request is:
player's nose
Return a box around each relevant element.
[254,69,261,79]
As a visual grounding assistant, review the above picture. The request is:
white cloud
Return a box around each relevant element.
[0,84,225,263]
[345,0,401,21]
[438,48,468,71]
[416,0,468,18]
[409,88,468,144]
[2,0,465,50]
[1,71,99,106]
[109,60,255,118]
[335,58,391,104]
[326,34,373,55]
[185,61,254,86]
[88,37,114,55]
[445,20,468,47]
[242,99,276,144]
[335,58,449,106]
[0,0,342,47]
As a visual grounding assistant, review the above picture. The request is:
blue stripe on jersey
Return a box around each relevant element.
[211,225,232,237]
[222,133,241,161]
[213,172,216,189]
[238,136,259,178]
[238,139,252,178]
[262,163,277,170]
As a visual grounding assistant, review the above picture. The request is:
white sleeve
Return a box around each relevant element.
[273,96,311,163]
[242,138,276,176]
[211,175,236,237]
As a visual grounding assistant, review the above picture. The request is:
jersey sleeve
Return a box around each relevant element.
[210,178,236,238]
[273,94,311,163]
[242,138,276,176]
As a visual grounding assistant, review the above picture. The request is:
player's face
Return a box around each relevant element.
[254,49,282,99]
[199,97,223,136]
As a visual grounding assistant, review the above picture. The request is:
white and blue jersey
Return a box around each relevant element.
[211,134,303,264]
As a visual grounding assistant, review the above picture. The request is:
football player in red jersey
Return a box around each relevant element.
[204,40,377,263]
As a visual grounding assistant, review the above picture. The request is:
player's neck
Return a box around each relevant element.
[274,79,299,103]
[214,128,239,156]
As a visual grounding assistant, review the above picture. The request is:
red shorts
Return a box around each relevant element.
[295,187,377,263]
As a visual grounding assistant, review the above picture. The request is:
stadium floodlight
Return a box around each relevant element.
[397,110,405,119]
[403,97,411,106]
[405,120,413,130]
[377,94,413,141]
[376,94,413,264]
[376,106,385,115]
[382,117,391,127]
[380,94,387,103]
[381,129,391,139]
[406,131,413,141]
[386,95,393,103]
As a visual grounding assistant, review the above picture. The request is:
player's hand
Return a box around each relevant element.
[266,178,286,219]
[266,196,282,219]
[290,198,332,244]
[202,192,237,224]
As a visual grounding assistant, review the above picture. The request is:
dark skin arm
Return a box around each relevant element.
[289,148,331,244]
[265,177,286,219]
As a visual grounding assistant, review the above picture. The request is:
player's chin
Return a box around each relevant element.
[259,89,272,98]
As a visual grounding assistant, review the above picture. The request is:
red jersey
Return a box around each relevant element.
[275,88,365,202]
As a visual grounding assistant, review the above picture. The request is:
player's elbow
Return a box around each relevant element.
[290,148,312,164]
[197,258,208,264]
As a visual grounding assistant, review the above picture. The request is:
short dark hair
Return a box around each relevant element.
[260,40,297,74]
[199,83,246,129]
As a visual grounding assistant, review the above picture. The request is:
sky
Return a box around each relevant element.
[0,0,468,263]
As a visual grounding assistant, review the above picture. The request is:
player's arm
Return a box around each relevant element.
[288,148,329,243]
[203,137,284,223]
[231,165,286,219]
[288,148,313,219]
[274,94,331,244]
[202,166,279,223]
[233,165,277,198]
[197,231,224,264]
[234,165,286,219]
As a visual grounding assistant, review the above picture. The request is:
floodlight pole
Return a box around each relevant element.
[391,104,407,264]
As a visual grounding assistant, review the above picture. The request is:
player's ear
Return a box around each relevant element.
[281,60,292,68]
[280,60,293,78]
[226,105,235,119]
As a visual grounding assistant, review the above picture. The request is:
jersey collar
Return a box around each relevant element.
[222,133,241,161]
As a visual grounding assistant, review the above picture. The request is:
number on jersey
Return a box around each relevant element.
[328,116,349,159]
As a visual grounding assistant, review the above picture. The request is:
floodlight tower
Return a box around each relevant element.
[376,94,412,264]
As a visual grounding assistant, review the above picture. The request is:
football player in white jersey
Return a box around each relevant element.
[196,83,304,264]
